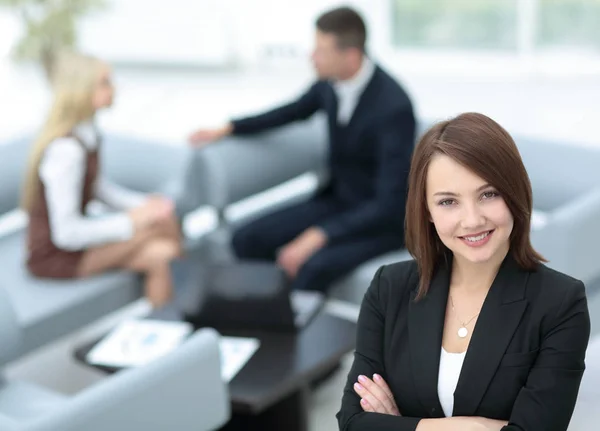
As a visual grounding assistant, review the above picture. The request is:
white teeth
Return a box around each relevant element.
[464,231,490,242]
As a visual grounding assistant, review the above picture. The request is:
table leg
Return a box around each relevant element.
[221,385,310,431]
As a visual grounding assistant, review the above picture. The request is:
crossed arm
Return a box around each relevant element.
[337,266,590,431]
[336,266,506,431]
[350,373,506,431]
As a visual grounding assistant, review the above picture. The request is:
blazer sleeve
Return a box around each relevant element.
[230,81,323,135]
[502,280,591,431]
[337,266,422,431]
[318,105,415,242]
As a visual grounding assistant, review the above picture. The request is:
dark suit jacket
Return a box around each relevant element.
[337,254,591,431]
[231,65,416,243]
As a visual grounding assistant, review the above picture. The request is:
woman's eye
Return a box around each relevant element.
[482,191,498,200]
[439,199,454,206]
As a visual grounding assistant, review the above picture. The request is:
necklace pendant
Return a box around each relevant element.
[457,327,468,338]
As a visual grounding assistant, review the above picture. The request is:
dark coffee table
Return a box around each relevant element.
[73,255,357,430]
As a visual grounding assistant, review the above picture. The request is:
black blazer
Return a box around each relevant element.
[337,255,591,431]
[231,65,416,243]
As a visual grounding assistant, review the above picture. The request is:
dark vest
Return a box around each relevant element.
[26,134,99,279]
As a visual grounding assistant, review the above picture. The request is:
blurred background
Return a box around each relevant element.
[0,0,598,146]
[0,1,599,430]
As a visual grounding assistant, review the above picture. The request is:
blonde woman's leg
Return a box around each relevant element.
[153,213,184,254]
[77,230,153,277]
[123,238,180,308]
[77,224,181,308]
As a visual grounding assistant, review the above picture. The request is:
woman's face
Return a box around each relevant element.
[92,64,114,110]
[426,153,513,266]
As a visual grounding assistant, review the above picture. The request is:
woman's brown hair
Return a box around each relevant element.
[405,112,546,299]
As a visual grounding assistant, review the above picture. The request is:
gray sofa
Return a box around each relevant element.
[0,286,230,431]
[517,137,600,285]
[191,115,600,304]
[0,134,201,359]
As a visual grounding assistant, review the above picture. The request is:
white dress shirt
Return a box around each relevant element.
[438,347,467,417]
[332,57,376,125]
[39,121,147,251]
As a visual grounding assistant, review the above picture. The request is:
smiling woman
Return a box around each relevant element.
[405,112,544,300]
[337,112,591,431]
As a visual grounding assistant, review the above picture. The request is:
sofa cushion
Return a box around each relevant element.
[517,137,600,212]
[0,230,141,357]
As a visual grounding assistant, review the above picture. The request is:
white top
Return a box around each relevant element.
[38,121,147,251]
[332,57,376,125]
[438,347,466,417]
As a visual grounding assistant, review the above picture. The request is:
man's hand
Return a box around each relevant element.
[276,227,327,278]
[188,123,233,146]
[353,374,400,416]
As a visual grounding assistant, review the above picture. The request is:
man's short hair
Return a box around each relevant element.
[316,7,367,52]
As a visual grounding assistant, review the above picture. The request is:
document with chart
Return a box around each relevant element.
[86,319,260,381]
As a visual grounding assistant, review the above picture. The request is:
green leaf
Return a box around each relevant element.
[1,0,109,74]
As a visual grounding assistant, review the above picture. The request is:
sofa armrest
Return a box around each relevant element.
[24,328,229,431]
[0,210,27,241]
[530,187,600,283]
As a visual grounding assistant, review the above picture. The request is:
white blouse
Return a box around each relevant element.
[438,347,466,417]
[332,57,375,125]
[38,121,147,251]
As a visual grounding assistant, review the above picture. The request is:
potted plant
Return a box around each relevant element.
[0,0,107,80]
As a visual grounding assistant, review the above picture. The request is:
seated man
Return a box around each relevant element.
[189,7,416,293]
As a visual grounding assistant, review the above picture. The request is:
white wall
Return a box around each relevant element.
[4,0,598,76]
[226,0,389,66]
[78,0,235,66]
[0,0,387,68]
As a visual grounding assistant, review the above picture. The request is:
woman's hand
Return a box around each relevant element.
[470,417,508,430]
[353,374,400,416]
[416,417,507,431]
[129,196,174,231]
[144,195,175,221]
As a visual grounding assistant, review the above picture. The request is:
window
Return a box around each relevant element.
[537,0,600,52]
[392,0,600,54]
[392,0,519,51]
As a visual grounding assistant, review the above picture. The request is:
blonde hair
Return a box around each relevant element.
[21,51,105,210]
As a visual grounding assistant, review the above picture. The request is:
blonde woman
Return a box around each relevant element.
[22,51,182,308]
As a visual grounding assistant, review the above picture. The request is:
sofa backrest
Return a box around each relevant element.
[0,133,199,219]
[101,134,193,194]
[516,137,600,211]
[6,328,229,431]
[192,115,328,212]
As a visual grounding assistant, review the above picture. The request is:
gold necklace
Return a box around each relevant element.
[450,294,480,338]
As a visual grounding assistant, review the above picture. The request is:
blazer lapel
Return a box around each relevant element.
[408,259,450,418]
[452,254,529,417]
